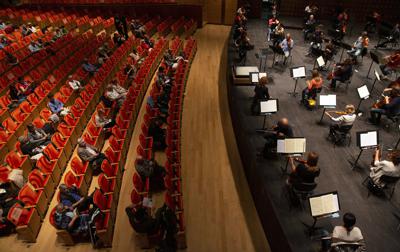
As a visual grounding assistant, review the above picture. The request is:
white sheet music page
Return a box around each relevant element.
[319,95,336,107]
[360,131,377,148]
[357,85,370,99]
[251,73,259,83]
[374,70,381,81]
[317,56,325,67]
[259,72,267,79]
[277,140,285,153]
[310,193,339,217]
[285,138,306,153]
[260,100,277,113]
[293,67,306,78]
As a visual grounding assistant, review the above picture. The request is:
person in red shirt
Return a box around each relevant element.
[302,69,323,104]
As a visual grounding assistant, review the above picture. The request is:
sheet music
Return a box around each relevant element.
[292,67,306,78]
[259,72,267,79]
[360,131,378,148]
[317,56,325,67]
[277,138,306,153]
[260,100,278,113]
[251,73,259,83]
[357,85,370,99]
[309,193,340,217]
[235,66,259,77]
[374,70,380,81]
[319,95,336,107]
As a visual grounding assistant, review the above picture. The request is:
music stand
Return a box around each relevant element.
[313,56,325,69]
[288,66,306,96]
[349,130,379,169]
[356,84,370,114]
[366,51,380,79]
[304,191,340,236]
[370,69,381,93]
[258,99,279,129]
[277,137,306,173]
[339,42,352,62]
[317,94,336,124]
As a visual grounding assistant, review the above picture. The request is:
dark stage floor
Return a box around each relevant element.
[228,18,400,252]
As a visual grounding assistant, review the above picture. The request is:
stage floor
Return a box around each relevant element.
[228,18,400,252]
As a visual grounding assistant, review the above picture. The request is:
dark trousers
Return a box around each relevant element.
[370,108,386,124]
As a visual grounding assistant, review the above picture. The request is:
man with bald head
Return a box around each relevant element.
[262,117,294,157]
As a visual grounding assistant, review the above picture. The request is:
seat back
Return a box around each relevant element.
[71,157,85,175]
[64,171,78,187]
[132,172,144,192]
[28,169,45,189]
[130,189,142,205]
[5,152,23,168]
[338,124,353,133]
[98,173,114,193]
[18,184,38,206]
[93,189,108,210]
[101,159,115,177]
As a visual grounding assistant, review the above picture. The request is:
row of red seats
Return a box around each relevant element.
[170,16,185,35]
[156,16,174,36]
[3,31,111,243]
[144,16,162,37]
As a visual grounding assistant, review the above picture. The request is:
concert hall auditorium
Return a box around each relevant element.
[0,0,398,252]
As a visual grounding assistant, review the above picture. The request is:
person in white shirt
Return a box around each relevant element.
[331,212,366,251]
[325,104,356,137]
[27,23,37,33]
[67,76,83,91]
[94,109,115,129]
[28,41,41,53]
[370,148,400,187]
[105,82,126,106]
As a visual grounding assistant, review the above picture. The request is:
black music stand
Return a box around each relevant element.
[356,84,370,115]
[317,94,336,125]
[339,42,352,62]
[366,50,380,79]
[289,66,306,96]
[348,130,379,169]
[270,45,284,67]
[255,48,269,72]
[258,99,279,130]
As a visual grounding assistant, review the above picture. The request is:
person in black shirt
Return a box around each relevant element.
[262,118,294,157]
[251,76,270,115]
[125,205,159,235]
[148,118,167,151]
[288,152,320,186]
[369,87,400,124]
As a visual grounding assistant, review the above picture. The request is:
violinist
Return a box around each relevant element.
[347,31,369,58]
[325,104,356,137]
[287,152,320,186]
[379,50,400,79]
[301,69,323,105]
[369,87,400,125]
[304,15,316,41]
[328,58,354,89]
[369,147,400,188]
[267,16,279,42]
[272,23,285,46]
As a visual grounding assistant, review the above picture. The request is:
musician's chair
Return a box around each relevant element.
[328,124,352,147]
[362,175,400,200]
[288,182,317,210]
[335,71,354,92]
[383,113,400,131]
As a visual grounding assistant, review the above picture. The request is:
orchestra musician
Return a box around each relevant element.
[251,76,270,115]
[301,69,323,106]
[369,87,400,125]
[364,11,381,33]
[279,33,294,65]
[304,3,318,21]
[334,9,349,40]
[261,118,294,157]
[325,104,356,138]
[375,23,400,49]
[347,31,369,58]
[322,39,336,63]
[369,147,400,188]
[267,15,279,42]
[287,152,320,186]
[306,26,324,57]
[304,14,317,41]
[328,58,354,89]
[272,23,285,46]
[379,50,400,79]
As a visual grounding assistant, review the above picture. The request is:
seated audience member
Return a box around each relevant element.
[98,46,110,60]
[369,148,400,188]
[325,104,356,137]
[0,20,6,30]
[379,51,400,78]
[59,184,92,212]
[51,28,64,42]
[142,35,154,50]
[304,14,316,41]
[301,69,323,106]
[328,58,354,89]
[7,169,23,189]
[347,32,369,58]
[9,85,26,104]
[0,36,11,49]
[125,205,160,234]
[77,138,107,173]
[287,152,320,186]
[42,114,60,135]
[67,76,83,91]
[130,19,146,38]
[16,77,35,96]
[129,48,141,63]
[104,81,127,107]
[2,49,18,65]
[262,118,294,156]
[54,203,90,234]
[136,158,166,190]
[82,58,99,74]
[113,32,125,47]
[376,23,400,49]
[18,136,42,157]
[330,212,366,251]
[95,109,115,129]
[0,184,22,234]
[47,94,66,115]
[148,118,167,151]
[27,23,37,33]
[124,63,137,79]
[251,76,270,115]
[28,41,41,53]
[27,123,50,147]
[279,33,294,65]
[369,87,400,124]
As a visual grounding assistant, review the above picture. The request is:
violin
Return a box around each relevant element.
[372,91,391,109]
